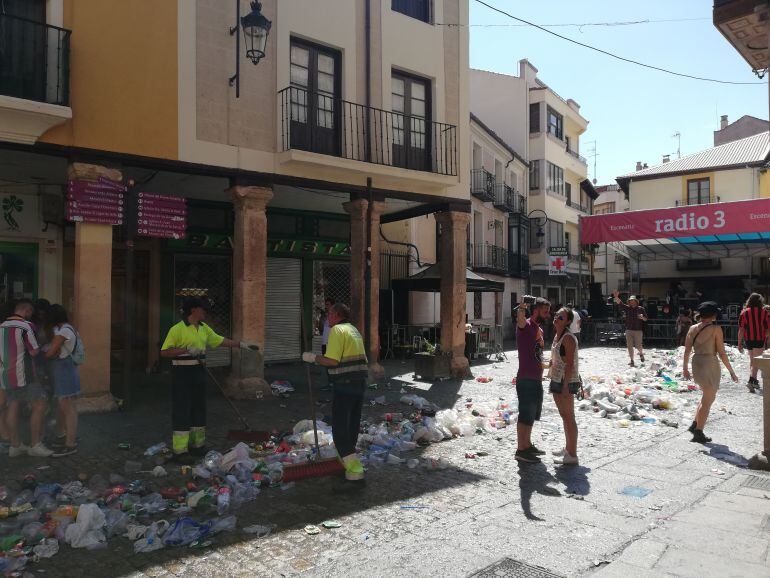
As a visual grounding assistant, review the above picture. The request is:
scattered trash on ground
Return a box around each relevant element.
[304,524,321,535]
[620,486,653,499]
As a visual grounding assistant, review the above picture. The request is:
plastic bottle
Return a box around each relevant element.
[144,442,168,457]
[216,487,231,515]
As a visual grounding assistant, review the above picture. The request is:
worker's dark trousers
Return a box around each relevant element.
[171,364,207,453]
[331,377,366,457]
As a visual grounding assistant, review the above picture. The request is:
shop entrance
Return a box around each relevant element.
[0,241,38,316]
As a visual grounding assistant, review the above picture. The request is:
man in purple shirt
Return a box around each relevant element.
[613,291,647,367]
[515,297,551,463]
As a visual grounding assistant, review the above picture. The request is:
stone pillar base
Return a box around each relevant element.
[450,355,472,379]
[77,393,118,414]
[224,376,269,399]
[368,362,385,383]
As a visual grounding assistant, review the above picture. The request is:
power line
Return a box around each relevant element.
[437,17,710,28]
[473,0,765,86]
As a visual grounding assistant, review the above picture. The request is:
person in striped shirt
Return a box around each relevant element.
[738,293,770,393]
[0,299,53,457]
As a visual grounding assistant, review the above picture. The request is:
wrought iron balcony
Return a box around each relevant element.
[279,86,457,176]
[566,200,591,213]
[469,242,509,274]
[508,253,530,278]
[566,146,587,165]
[493,183,527,213]
[470,168,495,202]
[0,14,70,106]
[675,196,721,207]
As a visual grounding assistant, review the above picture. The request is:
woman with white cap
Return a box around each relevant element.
[682,301,738,443]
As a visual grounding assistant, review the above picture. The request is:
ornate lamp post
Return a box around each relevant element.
[229,1,272,98]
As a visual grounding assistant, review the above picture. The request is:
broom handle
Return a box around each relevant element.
[204,364,252,431]
[300,298,322,457]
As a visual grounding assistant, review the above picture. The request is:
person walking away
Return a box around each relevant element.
[548,307,580,465]
[160,297,259,462]
[675,309,693,348]
[0,299,53,457]
[682,302,738,443]
[43,305,81,457]
[738,293,769,393]
[302,303,368,487]
[566,303,581,342]
[613,291,647,367]
[514,297,551,463]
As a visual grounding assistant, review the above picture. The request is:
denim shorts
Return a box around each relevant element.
[549,380,581,395]
[4,382,48,403]
[516,378,543,426]
[49,357,81,399]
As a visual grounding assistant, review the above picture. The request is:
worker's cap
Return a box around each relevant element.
[628,295,639,303]
[697,301,719,317]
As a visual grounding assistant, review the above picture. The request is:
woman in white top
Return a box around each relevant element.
[548,307,581,465]
[44,304,81,457]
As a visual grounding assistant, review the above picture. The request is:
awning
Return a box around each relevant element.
[392,264,504,293]
[581,197,770,260]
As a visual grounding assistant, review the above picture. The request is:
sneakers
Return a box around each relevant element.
[8,444,29,458]
[552,448,566,457]
[515,448,541,463]
[554,452,579,466]
[747,377,759,393]
[628,360,636,367]
[529,444,546,456]
[27,443,54,458]
[639,354,645,364]
[687,421,697,434]
[691,429,712,444]
[52,445,78,458]
[342,454,365,481]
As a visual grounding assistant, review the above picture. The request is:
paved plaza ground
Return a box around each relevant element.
[2,345,770,577]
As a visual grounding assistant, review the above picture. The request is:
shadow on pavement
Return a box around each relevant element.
[517,462,561,521]
[554,465,591,496]
[703,443,749,468]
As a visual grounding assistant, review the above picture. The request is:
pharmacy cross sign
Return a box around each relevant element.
[549,255,567,276]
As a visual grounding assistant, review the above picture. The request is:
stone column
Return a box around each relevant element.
[343,198,386,381]
[69,162,121,413]
[227,185,272,398]
[436,210,472,378]
[343,199,367,331]
[367,200,387,380]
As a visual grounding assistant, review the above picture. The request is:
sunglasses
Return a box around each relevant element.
[555,314,566,321]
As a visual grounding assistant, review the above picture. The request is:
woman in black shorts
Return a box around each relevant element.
[548,307,580,466]
[738,293,769,393]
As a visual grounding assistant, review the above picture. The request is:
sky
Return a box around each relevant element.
[468,0,768,185]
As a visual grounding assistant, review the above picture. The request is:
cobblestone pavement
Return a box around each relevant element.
[3,345,769,577]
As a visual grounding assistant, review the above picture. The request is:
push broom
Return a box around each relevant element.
[281,301,345,482]
[203,363,270,443]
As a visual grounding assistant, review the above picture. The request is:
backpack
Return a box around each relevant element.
[63,324,85,365]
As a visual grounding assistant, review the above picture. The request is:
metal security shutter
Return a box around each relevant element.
[265,258,302,362]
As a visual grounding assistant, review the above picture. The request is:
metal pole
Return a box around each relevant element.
[364,178,372,360]
[605,242,609,298]
[122,179,137,409]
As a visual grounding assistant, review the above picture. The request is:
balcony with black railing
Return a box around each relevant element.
[508,253,530,278]
[566,199,591,213]
[493,183,527,213]
[278,86,457,176]
[470,168,495,202]
[566,146,587,165]
[468,242,509,274]
[0,14,70,106]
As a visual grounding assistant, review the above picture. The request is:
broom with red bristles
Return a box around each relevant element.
[281,302,344,482]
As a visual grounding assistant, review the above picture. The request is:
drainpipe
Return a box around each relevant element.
[365,0,372,163]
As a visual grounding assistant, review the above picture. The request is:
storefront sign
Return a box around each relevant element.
[66,179,125,226]
[548,246,568,256]
[136,193,187,239]
[581,197,770,244]
[167,234,351,256]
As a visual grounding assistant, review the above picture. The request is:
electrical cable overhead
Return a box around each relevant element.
[473,0,765,86]
[437,17,710,28]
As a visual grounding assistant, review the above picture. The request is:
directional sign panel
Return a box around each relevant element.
[136,192,187,239]
[66,179,125,225]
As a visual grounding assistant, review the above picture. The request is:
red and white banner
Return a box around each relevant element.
[581,198,770,244]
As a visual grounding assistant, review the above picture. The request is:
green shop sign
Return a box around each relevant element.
[168,234,350,257]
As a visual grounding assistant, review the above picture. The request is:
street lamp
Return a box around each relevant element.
[527,209,548,238]
[229,1,272,99]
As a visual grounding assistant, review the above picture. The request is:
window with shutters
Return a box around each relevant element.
[392,0,431,22]
[529,102,540,133]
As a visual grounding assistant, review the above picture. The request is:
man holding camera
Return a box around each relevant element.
[613,291,647,367]
[515,296,551,463]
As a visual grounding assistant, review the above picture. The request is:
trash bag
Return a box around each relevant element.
[210,515,237,534]
[103,508,129,538]
[21,522,44,544]
[124,523,148,541]
[162,517,211,547]
[64,503,106,549]
[32,538,59,559]
[242,523,276,537]
[137,493,167,516]
[133,520,168,554]
[203,451,224,471]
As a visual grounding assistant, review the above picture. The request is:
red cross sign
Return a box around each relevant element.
[549,255,566,275]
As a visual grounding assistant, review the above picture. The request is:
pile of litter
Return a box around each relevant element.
[576,346,750,428]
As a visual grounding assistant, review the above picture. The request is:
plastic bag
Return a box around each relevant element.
[242,523,275,538]
[203,451,224,471]
[137,493,167,516]
[104,508,129,538]
[64,503,106,549]
[162,517,211,547]
[221,442,252,472]
[124,523,148,541]
[32,538,59,559]
[210,515,236,534]
[133,520,169,553]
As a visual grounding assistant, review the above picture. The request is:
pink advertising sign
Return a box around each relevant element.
[581,198,770,244]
